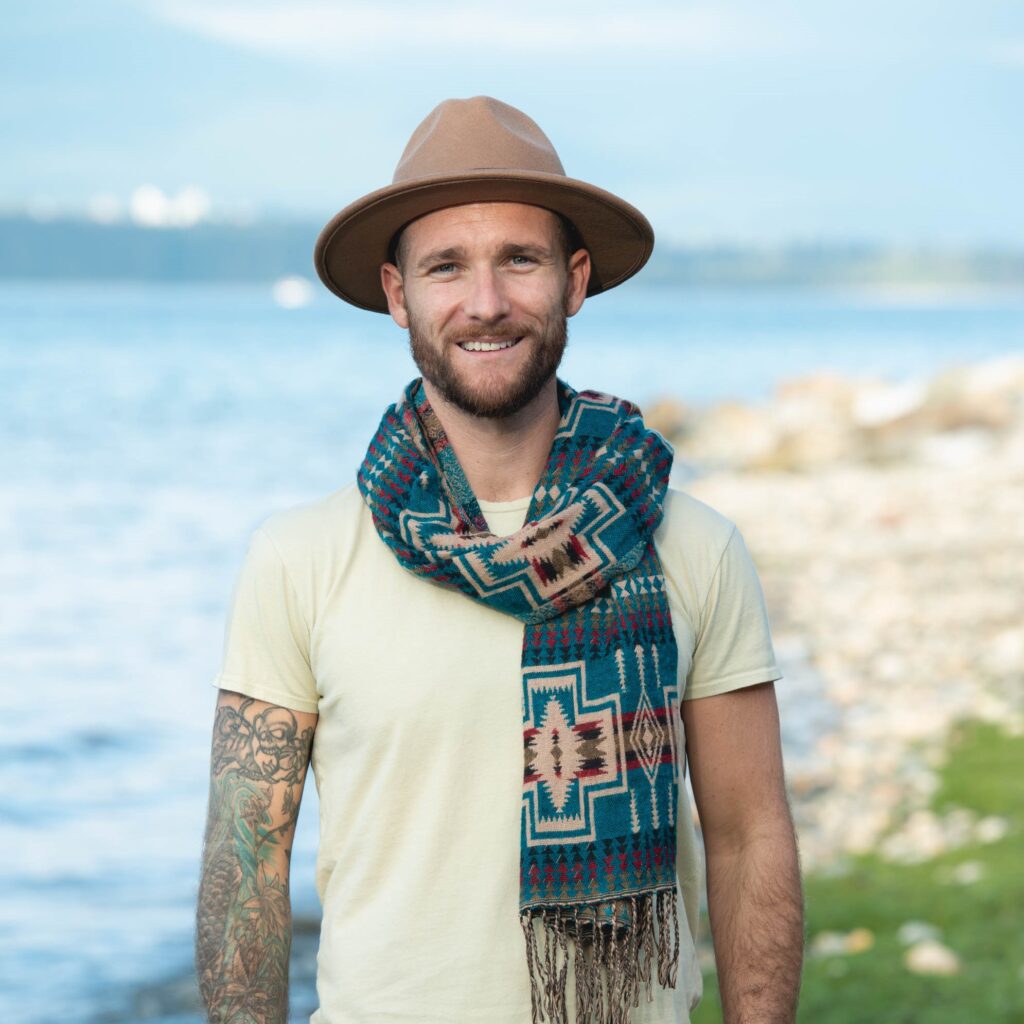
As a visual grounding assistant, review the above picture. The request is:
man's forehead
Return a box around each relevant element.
[401,202,560,249]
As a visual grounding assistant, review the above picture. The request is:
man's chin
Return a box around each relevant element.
[433,375,550,420]
[410,318,567,419]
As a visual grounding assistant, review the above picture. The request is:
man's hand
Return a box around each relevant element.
[196,689,317,1024]
[683,681,804,1024]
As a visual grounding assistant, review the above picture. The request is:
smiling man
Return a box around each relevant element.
[389,203,580,422]
[196,96,804,1024]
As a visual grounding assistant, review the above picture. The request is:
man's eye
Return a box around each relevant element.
[510,254,534,266]
[431,262,457,274]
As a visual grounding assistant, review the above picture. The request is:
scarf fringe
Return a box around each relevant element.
[520,887,681,1024]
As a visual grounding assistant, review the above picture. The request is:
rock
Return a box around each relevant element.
[922,360,1023,434]
[904,940,962,976]
[975,815,1010,844]
[756,373,863,469]
[680,354,1024,474]
[880,809,958,863]
[643,397,691,445]
[915,428,996,467]
[754,424,855,471]
[944,808,979,846]
[679,400,777,469]
[810,928,875,957]
[774,371,858,413]
[809,931,849,957]
[949,860,985,885]
[959,354,1024,397]
[983,628,1024,676]
[845,928,875,954]
[898,921,942,946]
[852,378,927,428]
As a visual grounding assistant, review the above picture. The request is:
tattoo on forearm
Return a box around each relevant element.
[196,699,315,1024]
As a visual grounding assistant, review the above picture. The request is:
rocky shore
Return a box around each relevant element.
[650,354,1024,871]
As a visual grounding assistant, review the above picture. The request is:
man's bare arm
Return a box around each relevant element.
[683,681,804,1024]
[196,689,317,1024]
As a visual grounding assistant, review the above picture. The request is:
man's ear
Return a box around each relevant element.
[564,248,591,318]
[380,262,409,328]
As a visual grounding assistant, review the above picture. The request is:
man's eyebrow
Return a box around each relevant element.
[497,242,554,260]
[414,246,467,271]
[414,241,554,271]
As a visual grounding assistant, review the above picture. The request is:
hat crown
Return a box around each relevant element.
[393,96,566,184]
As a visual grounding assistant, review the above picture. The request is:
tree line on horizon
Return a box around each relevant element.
[1,215,1022,287]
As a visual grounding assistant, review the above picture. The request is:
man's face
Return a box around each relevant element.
[380,202,590,419]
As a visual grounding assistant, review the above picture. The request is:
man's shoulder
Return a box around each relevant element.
[254,481,365,565]
[653,485,742,599]
[657,485,737,556]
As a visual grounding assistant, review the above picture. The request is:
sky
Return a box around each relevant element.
[2,0,1022,245]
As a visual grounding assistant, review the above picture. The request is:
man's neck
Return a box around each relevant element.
[422,378,561,502]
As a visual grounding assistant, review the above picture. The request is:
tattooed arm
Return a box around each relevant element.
[196,689,317,1024]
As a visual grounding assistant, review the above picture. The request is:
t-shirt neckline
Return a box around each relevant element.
[476,495,532,513]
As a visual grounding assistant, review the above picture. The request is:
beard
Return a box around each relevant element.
[407,304,568,419]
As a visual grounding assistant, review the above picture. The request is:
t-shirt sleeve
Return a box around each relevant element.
[684,524,783,700]
[212,527,320,714]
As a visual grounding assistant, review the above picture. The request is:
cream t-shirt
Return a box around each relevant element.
[214,483,782,1023]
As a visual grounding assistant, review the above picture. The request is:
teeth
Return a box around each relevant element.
[459,338,520,352]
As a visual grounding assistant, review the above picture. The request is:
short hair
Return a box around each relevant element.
[389,208,583,271]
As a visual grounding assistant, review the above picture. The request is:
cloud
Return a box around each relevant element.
[152,1,812,61]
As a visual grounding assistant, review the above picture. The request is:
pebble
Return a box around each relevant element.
[976,816,1010,844]
[949,860,985,885]
[904,940,962,976]
[897,921,942,946]
[810,928,875,957]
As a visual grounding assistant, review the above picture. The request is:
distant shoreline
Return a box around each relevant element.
[3,215,1023,289]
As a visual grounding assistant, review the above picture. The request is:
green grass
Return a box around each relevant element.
[691,721,1024,1023]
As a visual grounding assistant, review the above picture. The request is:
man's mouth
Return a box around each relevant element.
[456,336,523,353]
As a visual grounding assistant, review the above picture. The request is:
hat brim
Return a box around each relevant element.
[313,169,654,313]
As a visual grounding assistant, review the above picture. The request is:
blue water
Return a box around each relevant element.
[2,280,1022,1023]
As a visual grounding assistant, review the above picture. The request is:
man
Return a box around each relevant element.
[196,96,803,1024]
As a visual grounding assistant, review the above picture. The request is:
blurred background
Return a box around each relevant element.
[2,2,1022,1022]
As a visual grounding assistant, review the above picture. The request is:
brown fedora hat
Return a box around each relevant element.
[313,96,654,312]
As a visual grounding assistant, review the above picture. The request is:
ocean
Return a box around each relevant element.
[2,280,1022,1023]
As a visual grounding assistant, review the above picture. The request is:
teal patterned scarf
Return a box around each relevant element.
[358,378,681,1024]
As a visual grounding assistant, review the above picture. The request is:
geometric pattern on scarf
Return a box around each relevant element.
[358,378,681,1024]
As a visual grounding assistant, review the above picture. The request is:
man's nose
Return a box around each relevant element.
[462,265,511,322]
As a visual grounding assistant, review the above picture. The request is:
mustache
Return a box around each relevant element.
[445,322,533,344]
